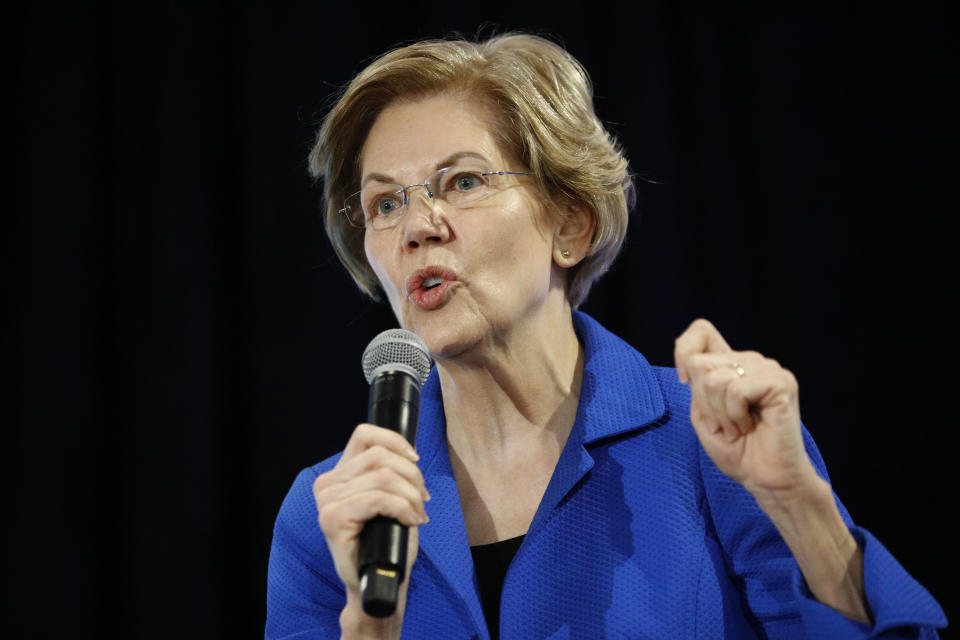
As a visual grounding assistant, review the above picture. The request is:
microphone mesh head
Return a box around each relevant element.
[362,329,432,386]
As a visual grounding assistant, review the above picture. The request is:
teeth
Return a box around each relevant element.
[423,276,443,290]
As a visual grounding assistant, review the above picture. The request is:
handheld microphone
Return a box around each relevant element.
[358,329,432,617]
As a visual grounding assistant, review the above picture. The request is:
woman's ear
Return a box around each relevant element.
[553,202,595,267]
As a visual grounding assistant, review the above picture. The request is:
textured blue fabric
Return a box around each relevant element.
[266,311,947,639]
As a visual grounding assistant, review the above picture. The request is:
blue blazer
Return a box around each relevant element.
[266,312,946,639]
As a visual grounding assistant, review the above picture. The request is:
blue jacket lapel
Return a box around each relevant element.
[527,311,667,537]
[415,371,489,639]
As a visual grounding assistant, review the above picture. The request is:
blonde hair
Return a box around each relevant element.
[308,33,633,307]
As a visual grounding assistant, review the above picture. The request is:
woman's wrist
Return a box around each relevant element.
[746,460,828,517]
[752,472,871,623]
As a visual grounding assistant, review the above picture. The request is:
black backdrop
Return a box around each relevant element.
[13,3,953,637]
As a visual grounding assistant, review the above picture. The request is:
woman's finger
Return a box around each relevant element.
[315,465,428,521]
[342,423,420,463]
[333,444,429,499]
[689,399,740,446]
[674,318,733,383]
[685,352,738,430]
[700,365,743,439]
[723,374,759,436]
[687,350,772,441]
[318,488,428,538]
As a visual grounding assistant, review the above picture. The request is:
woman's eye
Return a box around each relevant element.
[450,172,483,192]
[373,196,402,216]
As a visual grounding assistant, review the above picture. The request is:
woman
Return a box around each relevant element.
[266,34,945,639]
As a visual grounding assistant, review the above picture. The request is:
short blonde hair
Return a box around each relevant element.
[308,33,633,307]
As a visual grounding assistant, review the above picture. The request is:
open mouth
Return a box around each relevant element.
[422,276,443,290]
[407,266,459,310]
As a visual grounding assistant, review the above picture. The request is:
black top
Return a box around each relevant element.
[470,535,525,640]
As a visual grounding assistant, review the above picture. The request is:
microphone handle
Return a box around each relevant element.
[358,370,421,617]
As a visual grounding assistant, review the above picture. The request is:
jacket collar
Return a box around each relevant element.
[413,311,667,638]
[570,310,667,444]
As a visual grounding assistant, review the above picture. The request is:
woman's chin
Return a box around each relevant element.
[405,314,484,362]
[419,327,479,362]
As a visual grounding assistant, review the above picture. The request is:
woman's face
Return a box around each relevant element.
[361,94,564,360]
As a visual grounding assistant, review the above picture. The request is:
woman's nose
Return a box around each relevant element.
[401,190,450,249]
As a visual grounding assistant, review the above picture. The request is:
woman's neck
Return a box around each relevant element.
[437,306,584,470]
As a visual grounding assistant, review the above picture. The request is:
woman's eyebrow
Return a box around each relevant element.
[360,172,396,188]
[434,151,490,170]
[360,151,492,188]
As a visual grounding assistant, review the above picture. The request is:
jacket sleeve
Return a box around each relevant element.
[265,465,347,640]
[701,427,947,639]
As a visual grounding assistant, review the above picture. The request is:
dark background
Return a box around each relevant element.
[13,2,953,637]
